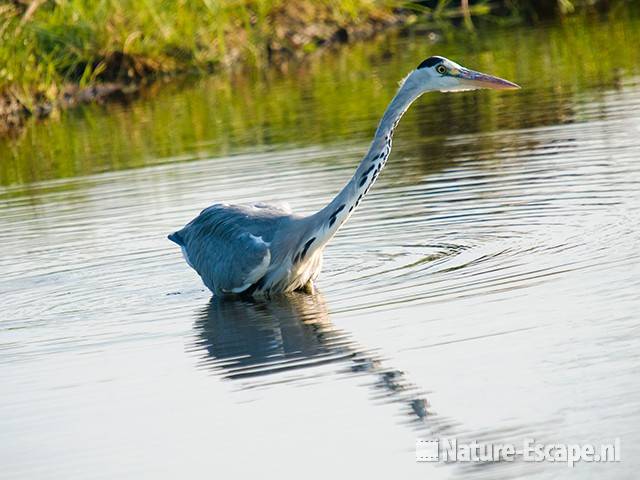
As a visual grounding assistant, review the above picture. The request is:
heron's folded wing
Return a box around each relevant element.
[176,205,272,293]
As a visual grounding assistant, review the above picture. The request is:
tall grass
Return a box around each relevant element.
[0,0,398,106]
[2,4,638,187]
[0,0,627,110]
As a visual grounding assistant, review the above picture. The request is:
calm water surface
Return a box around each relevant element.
[2,12,640,479]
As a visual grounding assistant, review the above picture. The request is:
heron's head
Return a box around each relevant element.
[408,55,520,93]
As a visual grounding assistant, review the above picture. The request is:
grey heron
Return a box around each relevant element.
[169,56,519,296]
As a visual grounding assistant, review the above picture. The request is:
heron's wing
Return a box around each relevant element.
[170,204,282,294]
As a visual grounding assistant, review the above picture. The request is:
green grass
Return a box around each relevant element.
[0,0,626,111]
[2,3,639,188]
[0,0,400,108]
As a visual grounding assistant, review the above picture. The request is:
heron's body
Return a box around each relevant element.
[169,56,519,296]
[170,203,323,295]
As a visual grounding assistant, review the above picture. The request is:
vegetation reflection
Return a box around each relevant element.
[1,9,639,188]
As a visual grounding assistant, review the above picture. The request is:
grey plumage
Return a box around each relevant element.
[170,203,316,295]
[169,56,519,296]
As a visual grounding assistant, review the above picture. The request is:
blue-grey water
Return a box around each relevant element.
[1,13,640,479]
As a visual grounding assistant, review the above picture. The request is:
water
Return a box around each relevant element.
[2,11,640,479]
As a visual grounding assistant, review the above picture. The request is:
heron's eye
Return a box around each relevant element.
[436,65,447,75]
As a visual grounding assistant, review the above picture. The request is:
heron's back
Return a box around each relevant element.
[169,203,308,295]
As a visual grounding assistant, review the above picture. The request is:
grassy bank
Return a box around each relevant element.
[3,4,639,187]
[0,0,627,133]
[0,0,404,131]
[0,1,400,92]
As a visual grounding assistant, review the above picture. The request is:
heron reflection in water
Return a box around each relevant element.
[192,293,436,425]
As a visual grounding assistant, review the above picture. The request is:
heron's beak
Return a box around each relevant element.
[456,68,520,90]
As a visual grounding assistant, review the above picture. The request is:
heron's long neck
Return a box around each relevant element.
[307,81,423,249]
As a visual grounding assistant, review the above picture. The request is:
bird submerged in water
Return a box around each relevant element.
[169,56,519,296]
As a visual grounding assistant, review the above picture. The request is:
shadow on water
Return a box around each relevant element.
[193,293,348,381]
[192,295,561,477]
[191,292,456,431]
